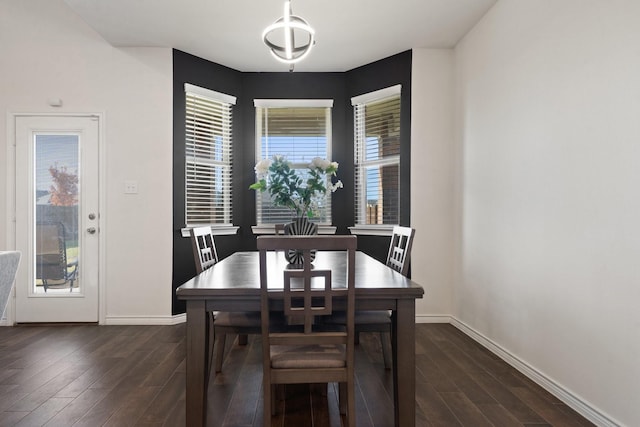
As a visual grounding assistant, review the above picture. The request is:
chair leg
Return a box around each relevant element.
[347,379,355,427]
[263,383,272,427]
[207,312,215,379]
[272,384,280,414]
[338,381,355,426]
[214,332,227,373]
[381,331,392,370]
[339,382,347,415]
[238,333,248,346]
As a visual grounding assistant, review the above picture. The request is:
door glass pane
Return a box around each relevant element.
[34,134,80,294]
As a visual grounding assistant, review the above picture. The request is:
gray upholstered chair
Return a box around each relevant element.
[326,226,415,369]
[358,226,415,368]
[0,251,21,319]
[257,235,357,427]
[190,226,262,373]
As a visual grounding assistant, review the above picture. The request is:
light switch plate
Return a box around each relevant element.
[124,180,138,194]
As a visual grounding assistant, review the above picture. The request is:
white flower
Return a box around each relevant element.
[250,155,343,218]
[254,158,272,178]
[329,180,344,192]
[311,157,331,170]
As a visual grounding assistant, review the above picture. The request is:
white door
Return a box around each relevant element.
[14,115,100,322]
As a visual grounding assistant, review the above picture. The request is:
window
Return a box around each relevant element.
[184,84,235,226]
[254,99,333,225]
[353,85,401,226]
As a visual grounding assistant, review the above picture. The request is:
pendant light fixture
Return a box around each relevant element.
[262,0,315,71]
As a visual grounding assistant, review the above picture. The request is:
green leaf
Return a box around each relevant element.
[249,179,267,191]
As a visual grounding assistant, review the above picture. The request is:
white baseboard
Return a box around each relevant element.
[448,317,620,427]
[415,314,451,323]
[104,313,186,325]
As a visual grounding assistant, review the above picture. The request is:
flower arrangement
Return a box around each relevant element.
[250,155,343,218]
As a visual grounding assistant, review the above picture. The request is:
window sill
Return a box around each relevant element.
[181,225,239,237]
[252,225,337,235]
[348,225,395,236]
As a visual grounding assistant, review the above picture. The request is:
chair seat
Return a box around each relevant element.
[325,310,392,370]
[271,344,346,369]
[214,311,261,327]
[214,311,287,329]
[327,310,391,325]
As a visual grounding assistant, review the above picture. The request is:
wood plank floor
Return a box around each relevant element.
[0,323,595,427]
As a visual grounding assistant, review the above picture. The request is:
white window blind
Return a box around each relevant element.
[185,84,236,226]
[255,100,333,225]
[353,85,401,225]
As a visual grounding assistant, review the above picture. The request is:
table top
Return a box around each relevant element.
[176,251,424,300]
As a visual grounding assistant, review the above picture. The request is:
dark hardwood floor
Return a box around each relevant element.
[0,323,594,427]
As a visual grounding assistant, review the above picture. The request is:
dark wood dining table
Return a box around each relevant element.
[176,250,424,427]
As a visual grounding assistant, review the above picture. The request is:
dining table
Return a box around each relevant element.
[176,250,424,427]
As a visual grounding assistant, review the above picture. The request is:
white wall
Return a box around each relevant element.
[411,49,456,320]
[3,0,638,422]
[455,0,640,425]
[0,0,174,322]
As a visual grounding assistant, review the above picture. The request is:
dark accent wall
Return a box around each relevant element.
[239,72,349,245]
[172,49,411,314]
[346,50,413,263]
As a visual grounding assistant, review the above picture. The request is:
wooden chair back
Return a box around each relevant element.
[190,226,219,274]
[386,226,415,277]
[257,235,357,426]
[35,222,68,281]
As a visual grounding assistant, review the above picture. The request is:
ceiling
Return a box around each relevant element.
[63,0,496,73]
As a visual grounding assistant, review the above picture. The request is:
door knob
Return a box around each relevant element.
[87,227,97,234]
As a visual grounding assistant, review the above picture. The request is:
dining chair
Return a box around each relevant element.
[35,222,78,292]
[257,235,357,427]
[190,226,262,373]
[274,223,285,235]
[326,226,415,369]
[385,225,416,277]
[0,251,21,318]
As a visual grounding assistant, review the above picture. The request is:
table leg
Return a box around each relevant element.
[186,300,207,426]
[393,299,416,427]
